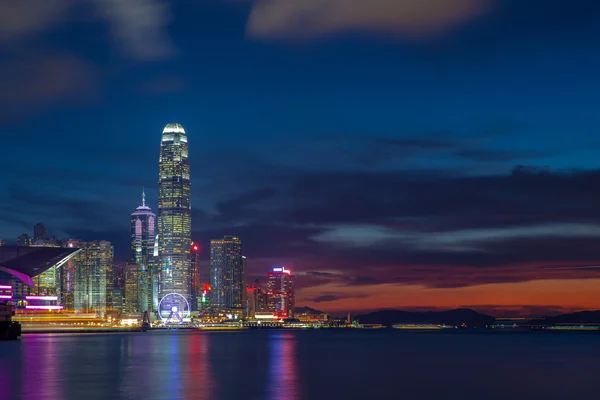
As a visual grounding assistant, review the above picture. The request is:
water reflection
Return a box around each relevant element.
[22,335,63,399]
[268,331,300,400]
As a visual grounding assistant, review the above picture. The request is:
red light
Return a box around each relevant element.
[203,284,211,291]
[193,245,199,252]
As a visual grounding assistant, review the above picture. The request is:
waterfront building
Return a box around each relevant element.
[130,189,156,312]
[65,239,113,317]
[246,285,266,319]
[209,236,244,313]
[190,242,201,311]
[17,234,31,247]
[267,267,295,318]
[124,263,146,313]
[105,263,122,313]
[158,123,192,305]
[0,246,80,309]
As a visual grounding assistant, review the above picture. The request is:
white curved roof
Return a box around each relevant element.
[163,123,186,134]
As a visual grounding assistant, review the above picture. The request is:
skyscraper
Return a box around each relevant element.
[246,280,266,319]
[124,263,145,314]
[65,239,113,317]
[0,239,5,247]
[267,267,295,318]
[130,189,156,312]
[210,236,244,313]
[158,123,192,303]
[190,242,201,311]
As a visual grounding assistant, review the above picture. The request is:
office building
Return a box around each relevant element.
[267,267,295,318]
[131,189,156,312]
[190,242,201,311]
[246,280,266,319]
[124,263,147,314]
[65,239,113,317]
[105,263,122,313]
[158,123,192,304]
[33,223,48,242]
[209,236,243,312]
[17,234,31,247]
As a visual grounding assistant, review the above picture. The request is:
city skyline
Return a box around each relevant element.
[2,1,600,316]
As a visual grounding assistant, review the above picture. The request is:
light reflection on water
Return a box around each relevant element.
[2,330,600,400]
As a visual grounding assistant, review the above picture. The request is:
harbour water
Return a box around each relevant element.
[1,330,599,399]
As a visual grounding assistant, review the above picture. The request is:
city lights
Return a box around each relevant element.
[25,296,58,301]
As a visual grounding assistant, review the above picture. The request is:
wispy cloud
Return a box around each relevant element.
[0,0,176,60]
[312,223,600,252]
[247,0,489,40]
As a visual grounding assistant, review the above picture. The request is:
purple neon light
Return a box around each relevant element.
[25,296,58,301]
[25,305,63,310]
[0,295,11,299]
[0,285,12,290]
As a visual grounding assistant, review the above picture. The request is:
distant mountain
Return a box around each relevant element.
[295,306,325,315]
[355,308,495,328]
[541,310,600,325]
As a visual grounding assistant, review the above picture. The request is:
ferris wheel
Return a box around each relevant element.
[158,293,190,325]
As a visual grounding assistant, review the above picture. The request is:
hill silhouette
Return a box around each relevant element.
[355,308,495,328]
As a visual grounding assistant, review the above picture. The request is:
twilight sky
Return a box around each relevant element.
[2,0,600,316]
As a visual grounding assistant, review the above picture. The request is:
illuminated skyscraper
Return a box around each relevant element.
[130,189,155,312]
[210,236,243,312]
[190,242,201,311]
[65,239,113,317]
[124,263,145,314]
[158,123,192,303]
[267,267,295,318]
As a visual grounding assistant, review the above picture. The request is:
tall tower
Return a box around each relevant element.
[130,189,156,312]
[158,123,192,303]
[210,236,243,314]
[267,267,295,318]
[66,239,113,317]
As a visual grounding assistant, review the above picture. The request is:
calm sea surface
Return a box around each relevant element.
[1,330,599,399]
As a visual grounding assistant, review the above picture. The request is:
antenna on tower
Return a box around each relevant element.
[142,186,146,207]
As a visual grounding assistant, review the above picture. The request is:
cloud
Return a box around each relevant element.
[0,0,176,60]
[95,0,177,60]
[312,223,600,252]
[0,0,71,42]
[246,0,489,40]
[0,52,98,122]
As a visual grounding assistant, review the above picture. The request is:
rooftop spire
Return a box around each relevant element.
[142,187,146,207]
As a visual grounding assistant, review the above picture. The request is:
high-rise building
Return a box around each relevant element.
[190,242,201,311]
[64,239,113,317]
[130,189,156,312]
[17,234,31,247]
[158,123,192,304]
[124,263,146,314]
[33,223,48,241]
[105,263,122,313]
[0,239,5,247]
[267,267,295,318]
[209,236,244,312]
[246,280,266,319]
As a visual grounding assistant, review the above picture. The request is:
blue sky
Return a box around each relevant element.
[2,0,600,314]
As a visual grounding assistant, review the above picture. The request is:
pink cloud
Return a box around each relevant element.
[247,0,490,40]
